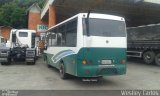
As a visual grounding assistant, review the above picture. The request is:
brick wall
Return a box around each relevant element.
[28,4,57,50]
[28,12,41,36]
[0,27,12,40]
[49,5,56,28]
[28,4,57,33]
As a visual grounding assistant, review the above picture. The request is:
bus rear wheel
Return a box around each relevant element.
[59,63,67,79]
[143,51,155,64]
[155,53,160,66]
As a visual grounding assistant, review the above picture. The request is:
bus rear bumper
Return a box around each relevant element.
[77,64,126,77]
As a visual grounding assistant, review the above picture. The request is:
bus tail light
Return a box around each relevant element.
[82,59,92,65]
[82,60,87,64]
[120,59,126,64]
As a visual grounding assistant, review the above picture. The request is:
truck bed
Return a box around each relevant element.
[128,40,160,50]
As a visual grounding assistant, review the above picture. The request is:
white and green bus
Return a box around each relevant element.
[44,13,127,79]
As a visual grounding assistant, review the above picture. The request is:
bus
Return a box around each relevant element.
[43,13,127,79]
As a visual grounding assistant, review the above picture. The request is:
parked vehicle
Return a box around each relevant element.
[44,13,127,79]
[127,24,160,66]
[0,29,38,65]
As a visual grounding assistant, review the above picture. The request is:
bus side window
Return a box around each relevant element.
[48,32,52,46]
[51,33,57,46]
[57,33,62,46]
[57,24,66,46]
[66,18,77,47]
[46,34,49,46]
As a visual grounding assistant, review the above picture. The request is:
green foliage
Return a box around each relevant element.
[0,0,14,6]
[0,0,45,28]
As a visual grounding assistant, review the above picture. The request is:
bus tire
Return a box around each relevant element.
[46,57,51,68]
[47,64,52,68]
[59,63,67,79]
[155,53,160,66]
[143,51,155,64]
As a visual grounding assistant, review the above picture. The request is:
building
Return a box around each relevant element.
[28,0,160,31]
[28,3,48,37]
[0,26,12,41]
[27,0,160,39]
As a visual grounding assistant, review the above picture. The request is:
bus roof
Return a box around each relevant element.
[47,13,125,32]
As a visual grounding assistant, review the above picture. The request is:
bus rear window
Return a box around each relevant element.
[83,18,126,37]
[19,32,28,37]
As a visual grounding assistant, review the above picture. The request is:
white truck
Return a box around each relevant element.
[0,29,38,65]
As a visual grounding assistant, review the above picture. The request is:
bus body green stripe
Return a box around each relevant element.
[44,48,127,77]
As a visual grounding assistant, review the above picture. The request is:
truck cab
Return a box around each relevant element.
[0,29,38,65]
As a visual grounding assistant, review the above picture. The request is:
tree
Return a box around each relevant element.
[0,0,45,28]
[0,0,14,6]
[10,7,27,28]
[0,2,26,28]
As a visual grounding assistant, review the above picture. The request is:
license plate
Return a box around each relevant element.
[101,60,112,64]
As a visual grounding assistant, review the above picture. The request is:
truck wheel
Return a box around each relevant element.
[143,51,155,64]
[31,61,36,65]
[59,63,67,79]
[1,62,10,65]
[27,61,35,65]
[155,53,160,66]
[1,62,7,65]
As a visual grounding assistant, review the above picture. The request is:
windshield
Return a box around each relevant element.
[19,32,28,37]
[31,33,36,48]
[83,18,126,37]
